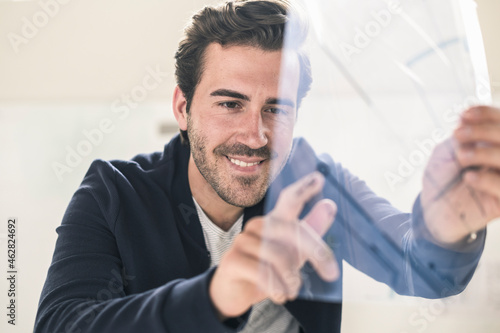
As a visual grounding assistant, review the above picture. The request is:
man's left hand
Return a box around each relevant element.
[421,105,500,246]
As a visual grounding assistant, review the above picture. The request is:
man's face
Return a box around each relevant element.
[183,43,301,208]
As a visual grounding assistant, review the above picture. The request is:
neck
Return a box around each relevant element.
[188,156,243,231]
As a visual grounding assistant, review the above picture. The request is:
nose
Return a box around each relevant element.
[236,108,269,149]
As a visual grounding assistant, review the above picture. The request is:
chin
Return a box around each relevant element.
[219,187,267,208]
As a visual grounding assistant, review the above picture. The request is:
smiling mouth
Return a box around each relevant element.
[226,156,264,168]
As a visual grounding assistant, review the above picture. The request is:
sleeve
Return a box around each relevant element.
[34,160,242,333]
[322,157,485,299]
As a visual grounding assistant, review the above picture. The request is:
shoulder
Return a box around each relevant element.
[83,134,185,187]
[68,135,187,229]
[77,134,187,206]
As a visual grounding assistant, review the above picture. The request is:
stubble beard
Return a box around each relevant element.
[187,117,281,208]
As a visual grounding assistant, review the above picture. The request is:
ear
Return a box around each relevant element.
[172,85,188,131]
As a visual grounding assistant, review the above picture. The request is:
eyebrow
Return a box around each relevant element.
[210,89,250,101]
[265,97,295,108]
[210,89,295,108]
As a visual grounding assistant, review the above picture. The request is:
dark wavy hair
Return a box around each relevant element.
[174,0,312,144]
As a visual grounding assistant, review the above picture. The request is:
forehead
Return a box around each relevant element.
[198,43,301,101]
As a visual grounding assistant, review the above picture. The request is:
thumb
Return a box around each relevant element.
[302,199,337,236]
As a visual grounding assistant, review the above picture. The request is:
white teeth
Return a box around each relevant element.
[229,157,260,167]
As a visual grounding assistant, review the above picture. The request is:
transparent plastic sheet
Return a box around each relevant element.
[262,0,491,304]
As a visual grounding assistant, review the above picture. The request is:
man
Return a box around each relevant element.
[35,0,500,332]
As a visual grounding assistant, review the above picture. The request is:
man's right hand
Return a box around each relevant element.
[209,172,339,320]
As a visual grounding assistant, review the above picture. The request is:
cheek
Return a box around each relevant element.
[270,129,294,162]
[270,121,295,145]
[200,110,234,129]
[196,115,234,146]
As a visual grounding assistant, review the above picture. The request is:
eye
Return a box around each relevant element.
[265,107,287,115]
[219,101,241,109]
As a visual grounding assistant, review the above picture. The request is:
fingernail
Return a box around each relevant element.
[306,172,322,187]
[464,107,480,118]
[328,205,337,220]
[456,126,471,139]
[306,175,317,187]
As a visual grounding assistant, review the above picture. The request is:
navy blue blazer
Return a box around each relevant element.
[35,135,484,332]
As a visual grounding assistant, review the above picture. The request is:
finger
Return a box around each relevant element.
[302,199,337,236]
[299,222,339,281]
[272,171,325,221]
[264,221,339,281]
[463,169,500,199]
[454,123,500,145]
[227,238,292,304]
[244,233,301,297]
[456,143,500,169]
[237,225,302,299]
[259,241,303,300]
[259,261,292,304]
[461,106,500,123]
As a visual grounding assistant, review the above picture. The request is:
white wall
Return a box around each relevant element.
[0,1,499,332]
[0,0,498,101]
